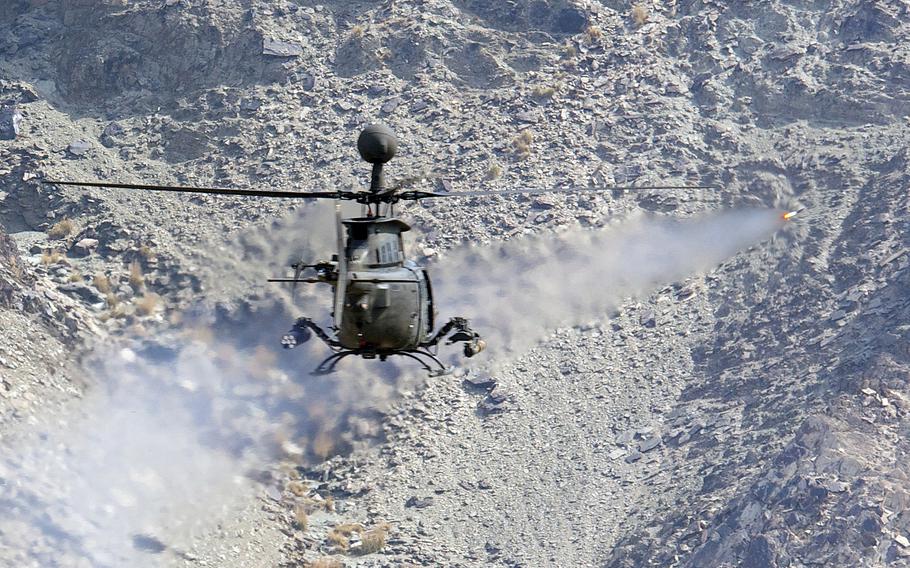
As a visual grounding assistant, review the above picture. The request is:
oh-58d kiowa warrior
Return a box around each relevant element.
[45,124,763,376]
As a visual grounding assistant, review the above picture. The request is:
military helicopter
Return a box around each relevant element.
[46,125,710,375]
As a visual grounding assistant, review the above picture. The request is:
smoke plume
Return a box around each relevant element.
[432,208,784,356]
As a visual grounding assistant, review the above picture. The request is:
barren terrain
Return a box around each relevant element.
[2,1,910,566]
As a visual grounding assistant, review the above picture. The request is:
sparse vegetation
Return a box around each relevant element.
[40,250,63,265]
[487,162,503,180]
[327,523,364,551]
[68,272,83,283]
[135,293,161,316]
[47,219,75,240]
[632,4,649,26]
[562,43,577,59]
[128,261,144,289]
[294,504,308,532]
[287,481,308,497]
[359,523,391,554]
[93,273,112,293]
[105,293,120,308]
[138,244,156,260]
[585,24,603,41]
[513,129,534,159]
[307,558,343,568]
[109,302,129,319]
[322,495,335,512]
[350,24,365,38]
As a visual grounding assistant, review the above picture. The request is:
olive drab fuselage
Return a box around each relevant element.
[335,217,435,351]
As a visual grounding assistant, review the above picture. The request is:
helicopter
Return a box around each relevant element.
[46,125,713,375]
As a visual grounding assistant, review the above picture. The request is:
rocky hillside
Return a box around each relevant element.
[2,0,909,566]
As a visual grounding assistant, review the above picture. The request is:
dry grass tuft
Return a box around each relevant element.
[93,273,112,293]
[307,558,343,568]
[135,293,161,316]
[110,302,129,319]
[128,261,144,289]
[138,244,156,260]
[294,504,308,532]
[327,523,364,551]
[359,523,390,554]
[585,24,603,41]
[322,495,335,513]
[68,272,83,283]
[287,481,309,497]
[632,4,649,26]
[47,219,75,239]
[41,250,63,265]
[487,162,503,180]
[105,293,120,308]
[350,24,365,38]
[513,129,534,159]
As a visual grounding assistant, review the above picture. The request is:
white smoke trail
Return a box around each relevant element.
[432,208,784,355]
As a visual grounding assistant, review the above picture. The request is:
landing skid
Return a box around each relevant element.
[311,348,454,376]
[282,316,480,376]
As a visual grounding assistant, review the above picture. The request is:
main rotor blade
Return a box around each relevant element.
[396,185,716,200]
[44,179,350,200]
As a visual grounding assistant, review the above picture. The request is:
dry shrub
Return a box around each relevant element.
[105,293,120,308]
[328,523,364,551]
[487,162,503,180]
[632,4,649,26]
[359,523,391,554]
[350,24,365,38]
[93,273,112,293]
[307,558,343,568]
[585,25,603,41]
[287,481,309,497]
[110,302,129,319]
[128,260,144,289]
[322,495,335,513]
[139,244,156,259]
[68,272,83,283]
[294,504,308,532]
[41,250,63,265]
[135,293,161,316]
[47,219,74,239]
[513,129,534,159]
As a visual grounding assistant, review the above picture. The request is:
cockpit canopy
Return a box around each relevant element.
[343,218,410,268]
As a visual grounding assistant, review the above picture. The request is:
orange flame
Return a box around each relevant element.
[782,211,798,220]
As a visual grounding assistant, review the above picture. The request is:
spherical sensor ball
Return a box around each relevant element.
[357,124,397,164]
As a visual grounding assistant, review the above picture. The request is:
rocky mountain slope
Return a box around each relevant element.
[2,0,909,566]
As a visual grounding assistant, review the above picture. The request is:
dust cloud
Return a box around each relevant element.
[432,208,785,355]
[0,322,393,567]
[0,207,783,566]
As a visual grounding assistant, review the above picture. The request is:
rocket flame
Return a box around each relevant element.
[782,210,798,220]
